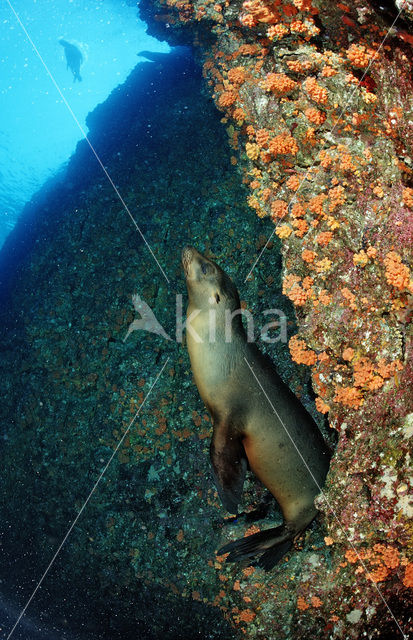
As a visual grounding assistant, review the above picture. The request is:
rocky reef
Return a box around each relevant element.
[1,0,412,638]
[135,0,413,637]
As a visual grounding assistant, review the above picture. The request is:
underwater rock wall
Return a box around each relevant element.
[135,0,413,639]
[0,51,311,639]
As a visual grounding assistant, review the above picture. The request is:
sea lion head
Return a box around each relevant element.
[182,246,240,313]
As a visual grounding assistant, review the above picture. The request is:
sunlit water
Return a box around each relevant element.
[0,0,169,248]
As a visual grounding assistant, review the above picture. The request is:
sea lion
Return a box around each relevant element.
[59,39,83,82]
[182,246,331,570]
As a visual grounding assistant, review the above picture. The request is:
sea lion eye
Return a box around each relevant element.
[201,262,208,274]
[215,293,220,303]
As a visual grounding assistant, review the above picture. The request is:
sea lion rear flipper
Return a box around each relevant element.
[217,525,293,571]
[210,429,247,514]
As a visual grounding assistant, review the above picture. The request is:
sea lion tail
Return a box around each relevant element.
[217,525,293,571]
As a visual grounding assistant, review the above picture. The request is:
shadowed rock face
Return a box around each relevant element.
[0,47,307,640]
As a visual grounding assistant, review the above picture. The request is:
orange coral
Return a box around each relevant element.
[233,108,246,121]
[383,251,411,290]
[345,549,359,563]
[353,250,369,267]
[256,128,270,147]
[268,133,299,155]
[377,545,399,569]
[353,358,375,387]
[346,43,375,68]
[276,224,293,239]
[319,150,332,168]
[318,289,332,305]
[283,273,300,291]
[290,19,308,33]
[293,0,314,9]
[304,77,328,104]
[240,13,257,27]
[341,287,357,310]
[289,284,308,305]
[402,187,413,208]
[315,397,330,413]
[297,597,310,611]
[322,65,337,77]
[238,609,256,622]
[342,347,354,361]
[292,218,309,237]
[339,153,356,172]
[227,66,247,85]
[283,274,309,305]
[315,257,332,273]
[289,335,317,365]
[234,43,260,57]
[218,90,238,107]
[263,72,297,94]
[286,174,301,190]
[403,563,413,588]
[305,107,326,125]
[302,249,316,262]
[270,199,288,219]
[315,231,333,246]
[242,0,281,23]
[246,142,260,160]
[291,202,306,217]
[334,385,363,408]
[308,194,327,216]
[368,565,389,583]
[286,59,305,73]
[267,23,289,39]
[328,184,345,211]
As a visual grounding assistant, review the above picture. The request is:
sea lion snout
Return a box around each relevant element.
[181,246,195,277]
[182,246,213,280]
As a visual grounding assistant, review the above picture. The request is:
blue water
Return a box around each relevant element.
[0,0,169,248]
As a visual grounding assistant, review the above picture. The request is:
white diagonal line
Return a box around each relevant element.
[244,356,408,640]
[6,356,170,639]
[5,0,169,284]
[245,2,407,281]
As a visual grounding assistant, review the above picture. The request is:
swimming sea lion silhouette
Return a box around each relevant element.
[59,39,83,82]
[182,246,331,570]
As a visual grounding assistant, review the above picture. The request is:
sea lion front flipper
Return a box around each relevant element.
[210,428,247,514]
